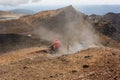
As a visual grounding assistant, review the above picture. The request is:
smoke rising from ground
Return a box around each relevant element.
[34,7,101,54]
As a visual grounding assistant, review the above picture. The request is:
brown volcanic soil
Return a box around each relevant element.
[0,47,120,80]
[99,34,120,49]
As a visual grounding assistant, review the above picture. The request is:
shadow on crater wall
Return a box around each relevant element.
[0,34,49,53]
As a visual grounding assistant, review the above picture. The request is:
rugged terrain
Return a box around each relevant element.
[0,47,120,80]
[0,10,24,20]
[0,5,95,53]
[89,13,120,49]
[0,5,120,80]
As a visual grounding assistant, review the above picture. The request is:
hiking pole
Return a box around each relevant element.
[67,42,70,54]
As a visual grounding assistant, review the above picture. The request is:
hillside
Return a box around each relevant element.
[0,34,49,53]
[0,47,120,80]
[89,13,120,41]
[89,13,120,49]
[0,5,120,80]
[0,5,119,53]
[0,5,100,53]
[0,10,16,16]
[0,10,24,20]
[0,5,85,34]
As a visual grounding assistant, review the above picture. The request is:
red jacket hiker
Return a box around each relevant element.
[53,39,60,50]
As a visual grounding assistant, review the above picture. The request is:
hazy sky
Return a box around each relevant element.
[0,0,119,6]
[0,0,119,15]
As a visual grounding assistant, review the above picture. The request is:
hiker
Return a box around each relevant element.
[49,39,60,54]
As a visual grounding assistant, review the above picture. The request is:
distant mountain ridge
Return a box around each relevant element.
[77,5,120,15]
[10,9,35,14]
[16,5,120,15]
[0,10,16,16]
[0,10,24,20]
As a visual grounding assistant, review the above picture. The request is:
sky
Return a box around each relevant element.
[0,0,119,15]
[0,0,119,6]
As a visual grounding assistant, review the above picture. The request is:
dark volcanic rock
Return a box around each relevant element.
[89,13,120,41]
[0,34,49,53]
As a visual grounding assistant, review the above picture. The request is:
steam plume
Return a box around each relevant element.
[34,6,101,54]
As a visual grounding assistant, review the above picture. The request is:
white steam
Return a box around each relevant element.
[34,7,101,54]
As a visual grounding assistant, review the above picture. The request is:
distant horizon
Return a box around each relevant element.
[0,5,120,15]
